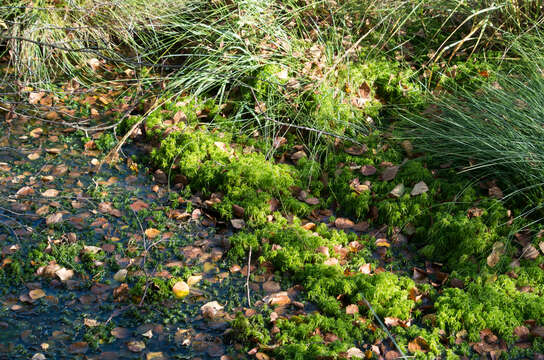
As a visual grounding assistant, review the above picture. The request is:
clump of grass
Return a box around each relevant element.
[400,42,544,211]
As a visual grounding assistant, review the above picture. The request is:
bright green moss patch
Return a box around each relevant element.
[436,275,544,343]
[147,120,314,225]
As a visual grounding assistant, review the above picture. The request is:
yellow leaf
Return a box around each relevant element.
[172,281,190,299]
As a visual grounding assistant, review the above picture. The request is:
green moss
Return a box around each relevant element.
[435,275,544,343]
[231,313,271,345]
[148,121,314,225]
[129,276,181,304]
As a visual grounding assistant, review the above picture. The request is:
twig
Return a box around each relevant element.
[245,246,252,308]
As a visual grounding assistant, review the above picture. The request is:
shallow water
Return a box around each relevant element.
[0,118,257,359]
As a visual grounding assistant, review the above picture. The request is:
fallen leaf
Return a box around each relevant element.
[16,186,35,197]
[487,251,501,268]
[29,289,46,300]
[129,200,149,212]
[55,267,74,281]
[335,217,354,229]
[346,347,365,358]
[172,281,190,299]
[45,148,61,155]
[489,185,504,199]
[401,140,413,157]
[263,280,281,293]
[27,152,41,161]
[345,304,359,315]
[29,93,45,106]
[531,326,544,338]
[390,183,405,198]
[408,336,429,353]
[86,58,101,71]
[522,244,539,260]
[324,258,339,266]
[291,150,306,161]
[201,301,224,319]
[187,275,202,286]
[361,165,377,176]
[127,341,145,352]
[83,245,102,254]
[84,318,99,327]
[145,228,161,239]
[411,181,429,196]
[381,166,399,181]
[41,189,59,197]
[359,263,372,274]
[147,352,166,360]
[68,342,89,354]
[344,144,368,156]
[230,219,245,229]
[46,212,63,225]
[113,269,127,282]
[111,327,130,339]
[263,291,291,306]
[232,204,245,217]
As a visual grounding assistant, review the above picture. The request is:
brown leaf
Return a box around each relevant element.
[361,165,377,176]
[335,217,354,229]
[230,219,245,229]
[201,301,224,319]
[28,93,45,106]
[68,342,89,354]
[344,144,368,156]
[359,263,372,274]
[129,200,149,212]
[173,110,187,124]
[232,204,245,217]
[346,347,365,358]
[263,280,281,293]
[263,291,291,306]
[467,207,484,218]
[98,202,122,217]
[381,166,399,181]
[522,244,539,260]
[111,327,130,339]
[408,336,430,353]
[273,137,287,148]
[27,152,41,160]
[55,267,74,282]
[531,326,544,338]
[84,318,100,327]
[487,251,501,268]
[291,150,306,161]
[514,326,530,341]
[16,186,35,197]
[411,181,429,196]
[390,183,405,198]
[345,304,359,315]
[305,197,320,205]
[489,185,504,199]
[46,212,63,225]
[45,148,61,155]
[145,228,161,239]
[41,189,59,197]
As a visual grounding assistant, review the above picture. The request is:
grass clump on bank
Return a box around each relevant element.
[400,44,544,213]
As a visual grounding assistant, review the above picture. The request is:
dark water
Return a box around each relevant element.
[0,119,256,359]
